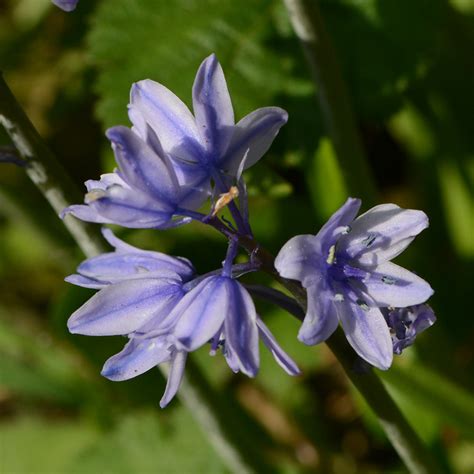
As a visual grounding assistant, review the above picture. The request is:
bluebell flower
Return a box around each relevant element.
[382,304,436,355]
[275,198,434,370]
[66,232,299,407]
[52,0,79,11]
[166,273,300,378]
[62,126,210,228]
[129,54,288,187]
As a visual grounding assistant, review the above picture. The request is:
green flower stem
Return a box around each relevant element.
[236,235,442,474]
[283,0,378,206]
[0,74,267,474]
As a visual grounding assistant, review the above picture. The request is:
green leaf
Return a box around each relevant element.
[88,0,296,128]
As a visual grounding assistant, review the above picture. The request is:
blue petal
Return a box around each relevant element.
[130,80,204,164]
[77,247,195,284]
[339,204,429,267]
[223,281,259,377]
[160,350,188,408]
[84,185,180,229]
[336,293,393,370]
[298,279,339,345]
[67,278,183,336]
[101,336,171,381]
[65,274,105,289]
[314,198,361,256]
[221,107,288,175]
[52,0,78,11]
[106,126,180,202]
[274,235,322,287]
[362,262,434,307]
[192,54,234,158]
[257,318,300,376]
[172,276,228,351]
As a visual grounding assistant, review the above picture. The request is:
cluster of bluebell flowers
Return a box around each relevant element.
[64,54,435,406]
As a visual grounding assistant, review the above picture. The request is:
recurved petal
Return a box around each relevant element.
[85,185,180,229]
[65,274,105,289]
[160,350,188,408]
[298,279,339,345]
[221,107,288,175]
[172,276,228,351]
[362,261,433,307]
[192,54,234,157]
[339,204,429,266]
[77,248,195,283]
[257,318,300,376]
[274,234,321,286]
[101,336,171,381]
[336,295,393,370]
[223,281,259,377]
[106,126,179,201]
[61,204,110,223]
[67,278,183,336]
[130,80,204,164]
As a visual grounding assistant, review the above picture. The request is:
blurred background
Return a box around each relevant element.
[0,0,473,472]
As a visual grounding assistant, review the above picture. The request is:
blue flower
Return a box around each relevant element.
[62,126,210,228]
[169,273,300,378]
[52,0,79,11]
[275,198,434,370]
[129,54,288,185]
[382,304,436,355]
[66,232,299,407]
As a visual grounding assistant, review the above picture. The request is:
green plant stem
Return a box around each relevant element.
[0,74,265,474]
[283,0,378,206]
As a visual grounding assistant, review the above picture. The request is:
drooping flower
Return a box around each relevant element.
[62,126,210,228]
[129,54,288,188]
[382,304,436,355]
[66,232,299,407]
[275,198,434,370]
[169,273,300,378]
[52,0,79,11]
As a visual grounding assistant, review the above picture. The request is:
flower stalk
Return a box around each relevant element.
[283,0,378,206]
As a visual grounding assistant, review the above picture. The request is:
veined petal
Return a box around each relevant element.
[85,185,179,229]
[67,278,183,336]
[223,281,259,377]
[101,336,171,381]
[130,80,204,164]
[336,294,393,370]
[339,204,429,266]
[106,126,179,201]
[192,54,234,157]
[362,261,433,307]
[274,235,321,287]
[315,198,361,256]
[77,248,195,283]
[160,350,187,408]
[298,279,339,345]
[61,204,109,223]
[172,276,228,351]
[257,318,300,376]
[221,107,288,175]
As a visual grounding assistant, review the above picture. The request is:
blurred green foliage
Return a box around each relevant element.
[0,0,473,472]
